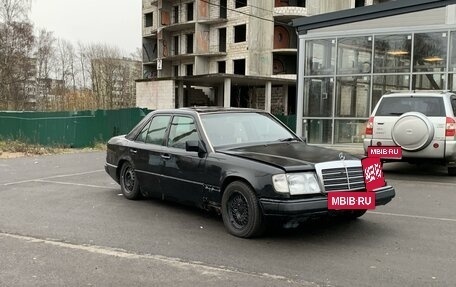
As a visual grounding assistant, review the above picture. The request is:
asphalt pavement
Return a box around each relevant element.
[1,150,455,286]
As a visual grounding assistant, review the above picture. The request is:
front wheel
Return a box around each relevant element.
[221,181,264,238]
[120,161,141,200]
[448,166,456,176]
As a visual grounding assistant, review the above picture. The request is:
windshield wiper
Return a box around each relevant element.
[278,137,299,142]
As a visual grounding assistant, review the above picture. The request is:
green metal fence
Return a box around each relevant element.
[0,109,296,148]
[0,108,152,148]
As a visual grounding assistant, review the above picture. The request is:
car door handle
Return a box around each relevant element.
[161,153,171,160]
[130,149,138,154]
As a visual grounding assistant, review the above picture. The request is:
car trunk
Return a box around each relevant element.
[372,95,446,158]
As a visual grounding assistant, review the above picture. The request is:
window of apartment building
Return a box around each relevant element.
[186,64,193,76]
[187,2,194,21]
[220,0,227,18]
[174,65,179,77]
[219,28,226,52]
[276,0,305,7]
[355,0,365,7]
[145,12,153,27]
[173,5,179,24]
[233,59,245,75]
[373,0,390,4]
[218,61,226,73]
[234,24,246,43]
[186,33,194,54]
[235,0,247,8]
[174,35,179,55]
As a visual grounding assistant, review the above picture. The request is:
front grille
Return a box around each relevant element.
[321,166,365,192]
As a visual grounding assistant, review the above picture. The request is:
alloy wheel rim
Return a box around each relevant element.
[228,192,249,229]
[123,167,135,194]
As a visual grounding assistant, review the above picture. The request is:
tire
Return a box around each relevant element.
[448,166,456,176]
[120,161,142,200]
[221,181,264,238]
[339,210,367,220]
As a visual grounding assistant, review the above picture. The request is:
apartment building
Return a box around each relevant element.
[137,0,389,114]
[36,78,65,104]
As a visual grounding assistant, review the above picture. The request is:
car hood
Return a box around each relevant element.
[218,142,360,172]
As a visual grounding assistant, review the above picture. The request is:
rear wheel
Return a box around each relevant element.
[120,161,142,200]
[221,181,264,238]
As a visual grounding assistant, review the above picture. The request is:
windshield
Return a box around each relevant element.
[200,112,297,147]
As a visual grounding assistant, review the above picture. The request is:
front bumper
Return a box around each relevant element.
[259,186,395,216]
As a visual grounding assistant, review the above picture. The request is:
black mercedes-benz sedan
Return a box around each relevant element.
[105,107,395,238]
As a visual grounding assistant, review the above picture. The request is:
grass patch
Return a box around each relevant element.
[0,139,107,158]
[0,140,68,156]
[91,141,107,151]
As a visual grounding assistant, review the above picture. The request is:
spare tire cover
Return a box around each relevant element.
[391,112,434,151]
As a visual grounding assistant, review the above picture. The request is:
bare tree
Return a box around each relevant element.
[52,38,80,109]
[76,41,90,90]
[85,44,120,109]
[55,39,73,84]
[0,0,30,22]
[0,0,34,110]
[35,29,55,79]
[86,44,140,109]
[2,0,140,111]
[130,47,142,62]
[33,28,56,110]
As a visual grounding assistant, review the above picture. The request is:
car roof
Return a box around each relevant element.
[154,107,266,115]
[382,91,456,98]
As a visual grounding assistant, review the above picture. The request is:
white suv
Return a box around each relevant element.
[363,91,456,175]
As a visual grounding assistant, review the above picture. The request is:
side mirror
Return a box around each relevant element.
[185,140,207,154]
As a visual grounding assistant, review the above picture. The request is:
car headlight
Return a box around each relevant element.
[272,172,321,195]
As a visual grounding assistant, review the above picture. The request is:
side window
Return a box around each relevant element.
[145,115,171,145]
[451,97,456,116]
[168,116,200,149]
[136,121,151,143]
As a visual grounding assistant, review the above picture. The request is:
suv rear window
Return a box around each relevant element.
[375,96,445,117]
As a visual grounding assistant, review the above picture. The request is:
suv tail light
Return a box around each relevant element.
[446,117,456,137]
[365,117,374,135]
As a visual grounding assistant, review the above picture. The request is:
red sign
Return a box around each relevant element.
[328,192,375,210]
[362,157,385,192]
[367,146,402,159]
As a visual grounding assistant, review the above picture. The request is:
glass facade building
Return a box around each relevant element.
[295,2,456,144]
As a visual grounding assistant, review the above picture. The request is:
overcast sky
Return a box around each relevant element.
[30,0,142,54]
